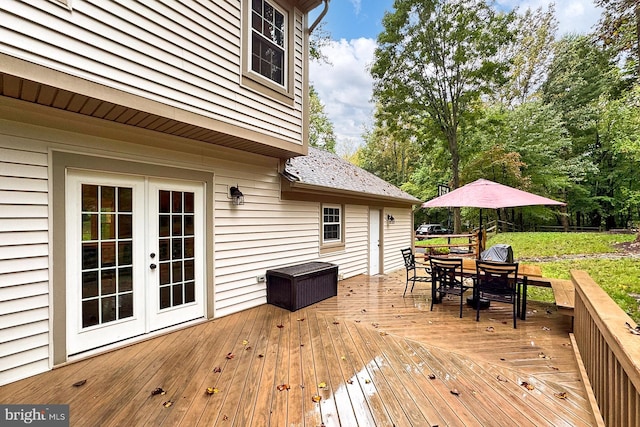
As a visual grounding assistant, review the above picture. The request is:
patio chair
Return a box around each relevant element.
[401,248,431,297]
[429,257,470,318]
[474,260,520,328]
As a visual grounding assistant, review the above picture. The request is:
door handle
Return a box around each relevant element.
[150,263,157,270]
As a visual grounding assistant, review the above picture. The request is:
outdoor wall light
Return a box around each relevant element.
[386,214,395,224]
[229,185,244,205]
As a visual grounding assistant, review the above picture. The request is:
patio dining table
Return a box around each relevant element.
[419,255,544,320]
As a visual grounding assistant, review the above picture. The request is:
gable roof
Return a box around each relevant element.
[283,147,420,205]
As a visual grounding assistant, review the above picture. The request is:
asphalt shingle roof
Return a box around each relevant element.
[284,147,420,204]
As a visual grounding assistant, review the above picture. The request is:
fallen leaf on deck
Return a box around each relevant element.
[242,340,249,346]
[379,331,388,336]
[428,374,436,380]
[223,415,229,421]
[542,326,551,331]
[151,387,166,396]
[496,375,508,382]
[625,322,640,335]
[486,326,495,332]
[341,356,346,360]
[277,324,284,328]
[554,392,568,399]
[163,401,173,408]
[538,352,551,359]
[277,384,291,391]
[450,389,460,396]
[205,387,220,395]
[318,382,327,389]
[364,379,371,384]
[312,395,322,403]
[297,318,305,321]
[72,380,87,387]
[213,367,222,373]
[520,381,535,390]
[347,380,353,384]
[226,353,235,359]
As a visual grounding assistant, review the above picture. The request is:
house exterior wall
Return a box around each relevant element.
[0,101,414,385]
[0,0,307,151]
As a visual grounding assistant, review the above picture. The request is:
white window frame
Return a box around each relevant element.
[322,204,343,244]
[249,0,287,88]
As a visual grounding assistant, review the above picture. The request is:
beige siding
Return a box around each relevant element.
[0,144,50,386]
[383,208,414,273]
[320,205,370,278]
[0,0,304,143]
[0,113,416,383]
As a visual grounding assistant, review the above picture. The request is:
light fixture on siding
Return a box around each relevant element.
[229,185,244,205]
[386,214,395,224]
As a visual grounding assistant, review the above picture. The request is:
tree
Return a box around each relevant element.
[496,5,557,106]
[308,23,336,152]
[542,35,624,228]
[370,0,514,231]
[308,86,336,152]
[595,0,640,82]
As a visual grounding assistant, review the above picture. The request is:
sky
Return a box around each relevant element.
[308,0,603,155]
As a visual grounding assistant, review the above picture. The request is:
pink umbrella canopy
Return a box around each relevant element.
[421,179,565,209]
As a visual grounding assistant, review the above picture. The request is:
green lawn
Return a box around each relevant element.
[485,232,640,322]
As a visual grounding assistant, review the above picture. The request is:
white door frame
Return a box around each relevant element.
[369,208,381,275]
[66,170,205,355]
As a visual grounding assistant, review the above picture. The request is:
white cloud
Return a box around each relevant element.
[350,0,362,15]
[309,38,377,155]
[496,0,600,35]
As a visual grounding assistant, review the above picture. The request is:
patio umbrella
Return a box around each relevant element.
[421,179,566,253]
[421,179,566,210]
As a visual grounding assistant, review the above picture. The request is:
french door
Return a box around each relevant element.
[66,170,205,355]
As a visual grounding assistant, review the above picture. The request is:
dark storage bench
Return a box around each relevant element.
[266,262,338,311]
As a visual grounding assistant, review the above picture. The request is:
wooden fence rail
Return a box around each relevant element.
[572,269,640,427]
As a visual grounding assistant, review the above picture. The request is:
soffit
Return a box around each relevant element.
[0,73,304,159]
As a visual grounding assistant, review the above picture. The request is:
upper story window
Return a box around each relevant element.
[322,205,342,244]
[251,0,286,87]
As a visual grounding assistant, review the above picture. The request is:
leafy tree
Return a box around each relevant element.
[496,5,557,106]
[542,35,624,228]
[308,23,336,152]
[595,0,640,81]
[308,86,336,152]
[370,0,514,231]
[358,113,422,187]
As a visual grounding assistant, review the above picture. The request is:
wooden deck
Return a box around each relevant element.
[0,271,596,426]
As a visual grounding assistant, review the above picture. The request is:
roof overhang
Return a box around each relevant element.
[0,55,306,159]
[281,175,420,208]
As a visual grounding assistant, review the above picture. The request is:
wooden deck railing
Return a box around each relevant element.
[572,269,640,427]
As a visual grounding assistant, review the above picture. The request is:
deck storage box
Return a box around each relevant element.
[266,262,338,311]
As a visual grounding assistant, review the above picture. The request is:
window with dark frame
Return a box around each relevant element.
[251,0,286,86]
[323,205,342,243]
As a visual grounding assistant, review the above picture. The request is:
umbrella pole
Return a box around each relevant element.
[478,209,484,258]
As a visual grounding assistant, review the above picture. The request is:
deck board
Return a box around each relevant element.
[0,270,597,426]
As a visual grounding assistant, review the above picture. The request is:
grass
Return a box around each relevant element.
[486,232,640,322]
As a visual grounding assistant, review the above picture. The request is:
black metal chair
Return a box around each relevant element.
[429,257,470,318]
[401,248,431,297]
[474,260,520,328]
